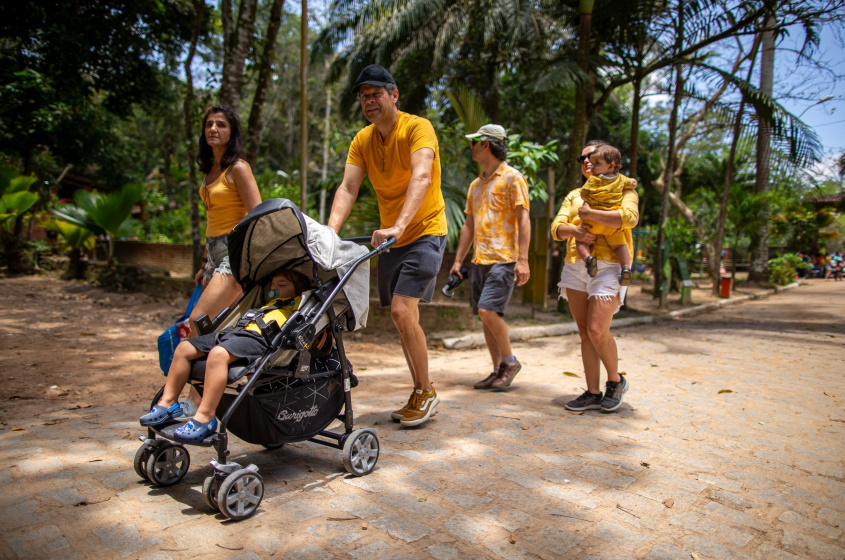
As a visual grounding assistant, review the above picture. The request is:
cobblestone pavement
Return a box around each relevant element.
[1,280,843,559]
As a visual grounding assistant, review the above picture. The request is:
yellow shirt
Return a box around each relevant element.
[581,173,634,211]
[200,160,251,237]
[347,111,446,247]
[551,187,639,264]
[465,162,530,265]
[243,296,300,335]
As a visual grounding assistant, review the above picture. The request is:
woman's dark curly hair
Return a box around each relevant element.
[198,105,244,174]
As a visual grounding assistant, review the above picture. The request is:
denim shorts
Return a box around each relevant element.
[377,235,446,307]
[204,234,233,281]
[471,262,515,316]
[558,259,627,314]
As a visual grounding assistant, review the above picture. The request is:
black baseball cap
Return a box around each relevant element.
[352,64,396,93]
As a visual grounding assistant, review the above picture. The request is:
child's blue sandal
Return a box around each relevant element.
[174,417,218,443]
[140,403,184,426]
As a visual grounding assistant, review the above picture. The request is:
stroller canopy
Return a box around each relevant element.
[228,199,370,331]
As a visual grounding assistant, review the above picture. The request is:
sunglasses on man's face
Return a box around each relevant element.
[471,139,485,146]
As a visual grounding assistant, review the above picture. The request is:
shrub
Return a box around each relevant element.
[768,253,811,286]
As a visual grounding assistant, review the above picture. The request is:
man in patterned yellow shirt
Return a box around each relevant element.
[449,124,531,390]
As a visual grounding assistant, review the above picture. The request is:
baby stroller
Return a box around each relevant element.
[133,199,395,520]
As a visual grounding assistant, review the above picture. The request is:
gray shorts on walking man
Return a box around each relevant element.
[471,262,515,316]
[377,235,447,307]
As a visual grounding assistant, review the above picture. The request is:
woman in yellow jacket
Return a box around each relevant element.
[189,105,262,335]
[551,140,638,413]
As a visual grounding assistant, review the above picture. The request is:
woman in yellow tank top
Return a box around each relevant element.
[189,105,262,337]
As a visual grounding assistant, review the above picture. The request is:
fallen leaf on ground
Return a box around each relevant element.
[11,427,24,431]
[715,360,725,364]
[718,389,733,394]
[326,517,356,521]
[81,332,96,336]
[562,371,579,377]
[418,498,427,502]
[663,498,674,508]
[619,371,627,376]
[757,421,767,425]
[87,359,94,363]
[568,411,585,415]
[362,522,368,530]
[521,426,530,430]
[824,392,836,398]
[640,462,650,468]
[509,533,517,544]
[691,553,701,560]
[44,420,65,425]
[216,544,243,551]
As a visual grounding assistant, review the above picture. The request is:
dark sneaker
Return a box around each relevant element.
[601,375,629,412]
[620,266,632,286]
[491,358,522,389]
[474,367,500,389]
[565,390,603,411]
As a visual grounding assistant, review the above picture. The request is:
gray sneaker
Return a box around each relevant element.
[601,375,629,412]
[565,390,603,411]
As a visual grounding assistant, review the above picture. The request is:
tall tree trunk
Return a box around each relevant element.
[184,0,204,274]
[246,0,285,165]
[299,0,308,211]
[320,80,332,224]
[629,72,642,179]
[654,0,684,306]
[219,0,258,113]
[712,35,762,294]
[561,0,594,195]
[749,13,775,284]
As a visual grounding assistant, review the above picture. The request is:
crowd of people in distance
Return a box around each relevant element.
[797,251,843,281]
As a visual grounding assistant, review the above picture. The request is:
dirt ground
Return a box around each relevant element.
[1,274,843,559]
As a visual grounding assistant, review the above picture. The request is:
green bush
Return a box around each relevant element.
[768,253,811,286]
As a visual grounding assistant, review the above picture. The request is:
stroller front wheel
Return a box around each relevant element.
[145,444,191,487]
[134,444,152,482]
[217,469,264,520]
[202,475,220,512]
[343,428,379,476]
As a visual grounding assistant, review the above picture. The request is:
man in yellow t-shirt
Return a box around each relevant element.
[449,124,531,391]
[328,64,446,428]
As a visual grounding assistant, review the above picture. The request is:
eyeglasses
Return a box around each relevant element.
[577,155,590,164]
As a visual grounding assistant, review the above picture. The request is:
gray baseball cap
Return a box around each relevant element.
[465,124,507,141]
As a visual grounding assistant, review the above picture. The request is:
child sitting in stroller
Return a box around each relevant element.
[140,268,311,442]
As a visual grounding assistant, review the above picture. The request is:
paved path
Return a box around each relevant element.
[1,281,843,559]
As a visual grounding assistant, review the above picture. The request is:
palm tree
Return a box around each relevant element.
[0,169,39,273]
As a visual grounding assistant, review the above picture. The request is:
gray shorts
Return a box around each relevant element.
[471,262,515,316]
[204,234,233,281]
[377,235,446,307]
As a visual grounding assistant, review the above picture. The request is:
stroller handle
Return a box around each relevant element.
[343,236,397,254]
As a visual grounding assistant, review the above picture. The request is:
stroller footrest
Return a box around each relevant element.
[151,421,217,447]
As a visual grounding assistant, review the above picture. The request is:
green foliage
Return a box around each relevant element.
[52,183,143,261]
[0,173,38,230]
[768,252,811,286]
[507,135,559,203]
[41,217,95,252]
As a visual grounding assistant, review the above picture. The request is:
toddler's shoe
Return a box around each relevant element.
[585,256,598,278]
[620,266,632,286]
[140,403,184,427]
[174,417,218,443]
[175,399,198,420]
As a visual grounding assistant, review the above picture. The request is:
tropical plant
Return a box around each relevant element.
[0,168,39,273]
[51,183,143,263]
[768,252,810,285]
[41,217,95,279]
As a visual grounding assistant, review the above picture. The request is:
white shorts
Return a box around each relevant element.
[558,260,627,314]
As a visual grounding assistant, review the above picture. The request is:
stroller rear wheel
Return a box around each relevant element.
[133,444,152,482]
[343,428,379,476]
[217,469,264,520]
[145,444,191,487]
[202,475,220,512]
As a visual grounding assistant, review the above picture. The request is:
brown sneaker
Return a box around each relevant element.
[473,367,500,389]
[491,358,521,389]
[390,390,416,421]
[400,386,439,427]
